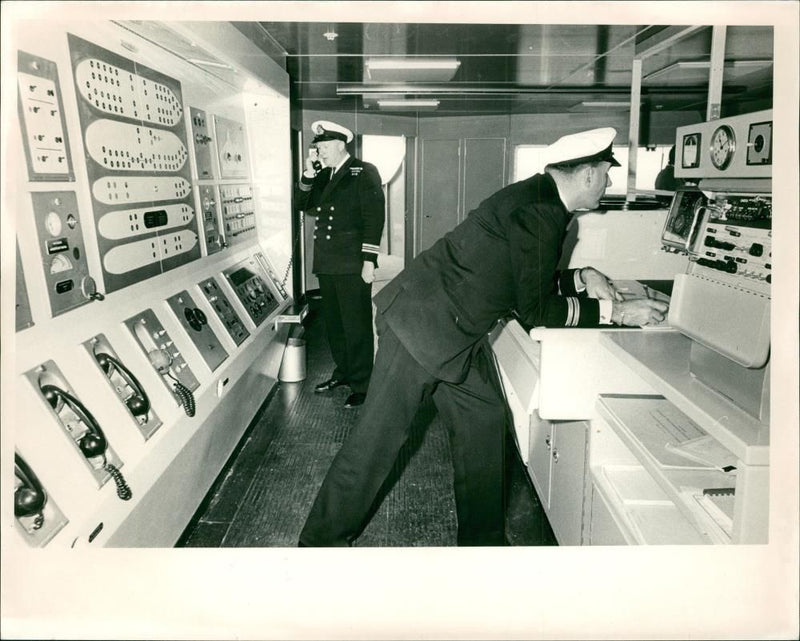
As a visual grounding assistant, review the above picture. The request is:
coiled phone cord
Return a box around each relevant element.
[166,372,196,417]
[103,459,132,501]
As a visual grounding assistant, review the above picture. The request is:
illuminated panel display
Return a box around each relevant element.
[67,34,200,294]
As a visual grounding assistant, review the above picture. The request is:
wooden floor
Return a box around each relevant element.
[177,301,558,548]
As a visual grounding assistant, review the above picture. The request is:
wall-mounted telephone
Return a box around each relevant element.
[94,351,151,418]
[15,453,46,529]
[147,347,196,417]
[39,382,132,500]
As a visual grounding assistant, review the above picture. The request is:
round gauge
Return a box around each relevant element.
[45,211,62,236]
[710,124,736,170]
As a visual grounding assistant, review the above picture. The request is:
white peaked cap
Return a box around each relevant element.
[311,120,354,143]
[543,127,620,167]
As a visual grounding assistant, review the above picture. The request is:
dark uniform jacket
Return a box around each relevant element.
[295,156,385,275]
[374,172,601,383]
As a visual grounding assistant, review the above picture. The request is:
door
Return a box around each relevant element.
[528,413,553,509]
[548,421,589,545]
[462,138,506,221]
[418,138,460,253]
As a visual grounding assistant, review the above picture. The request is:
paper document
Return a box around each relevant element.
[665,435,738,472]
[601,395,719,469]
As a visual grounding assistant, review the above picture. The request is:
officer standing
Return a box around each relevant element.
[295,121,386,408]
[299,127,669,546]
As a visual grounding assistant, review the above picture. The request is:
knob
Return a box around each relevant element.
[552,450,559,463]
[749,243,764,257]
[81,276,105,301]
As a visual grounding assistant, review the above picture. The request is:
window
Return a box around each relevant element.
[514,144,673,195]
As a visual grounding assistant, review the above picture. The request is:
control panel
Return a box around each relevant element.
[198,184,224,254]
[255,251,289,301]
[31,190,102,315]
[223,256,279,326]
[190,106,215,179]
[667,110,772,371]
[166,290,229,372]
[8,20,293,553]
[219,183,256,244]
[693,194,772,291]
[198,277,250,346]
[68,34,200,293]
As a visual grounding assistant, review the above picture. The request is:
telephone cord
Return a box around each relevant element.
[104,460,132,501]
[166,372,196,417]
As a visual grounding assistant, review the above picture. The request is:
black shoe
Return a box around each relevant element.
[344,392,366,408]
[315,378,346,393]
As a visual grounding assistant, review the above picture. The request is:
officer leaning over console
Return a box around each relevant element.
[295,121,386,408]
[299,126,669,547]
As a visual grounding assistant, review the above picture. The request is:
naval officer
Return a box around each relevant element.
[295,120,386,408]
[299,126,669,546]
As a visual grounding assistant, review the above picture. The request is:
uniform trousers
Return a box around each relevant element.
[299,318,507,546]
[317,273,374,395]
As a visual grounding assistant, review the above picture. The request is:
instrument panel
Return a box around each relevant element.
[676,109,772,180]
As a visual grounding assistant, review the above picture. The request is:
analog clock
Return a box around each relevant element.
[710,124,736,170]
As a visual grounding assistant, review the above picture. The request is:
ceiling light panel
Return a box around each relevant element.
[365,57,461,82]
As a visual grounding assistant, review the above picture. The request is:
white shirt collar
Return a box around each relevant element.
[331,153,350,175]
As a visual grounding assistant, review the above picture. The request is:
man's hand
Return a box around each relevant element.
[361,261,376,284]
[580,267,623,301]
[612,299,669,327]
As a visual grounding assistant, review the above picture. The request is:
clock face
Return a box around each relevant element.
[710,124,736,170]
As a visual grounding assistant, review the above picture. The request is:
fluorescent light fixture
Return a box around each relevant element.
[569,101,630,112]
[377,99,440,110]
[366,58,460,82]
[187,58,233,70]
[366,58,460,72]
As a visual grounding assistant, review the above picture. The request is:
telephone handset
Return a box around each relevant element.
[148,348,196,417]
[15,453,46,529]
[40,383,132,500]
[94,351,151,418]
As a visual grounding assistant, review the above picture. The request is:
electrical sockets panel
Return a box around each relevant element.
[17,51,74,182]
[190,107,215,180]
[30,191,97,317]
[198,277,250,346]
[166,290,229,372]
[214,115,250,179]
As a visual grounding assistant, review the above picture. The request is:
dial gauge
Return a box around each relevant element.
[49,254,73,274]
[45,211,62,236]
[710,124,736,170]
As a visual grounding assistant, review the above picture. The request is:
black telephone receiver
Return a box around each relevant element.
[39,384,132,500]
[41,384,108,458]
[15,453,46,527]
[94,352,151,418]
[309,147,322,172]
